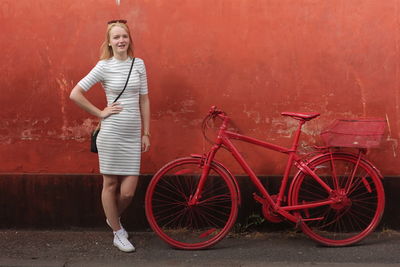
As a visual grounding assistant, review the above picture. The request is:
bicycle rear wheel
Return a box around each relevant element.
[289,153,385,246]
[145,157,238,250]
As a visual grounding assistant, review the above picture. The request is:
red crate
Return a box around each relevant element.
[321,118,386,148]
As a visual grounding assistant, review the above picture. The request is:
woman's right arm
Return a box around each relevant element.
[70,85,122,119]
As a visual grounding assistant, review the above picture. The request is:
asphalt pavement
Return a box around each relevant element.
[0,229,400,267]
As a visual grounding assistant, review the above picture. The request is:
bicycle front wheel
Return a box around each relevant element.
[145,157,238,250]
[289,153,385,246]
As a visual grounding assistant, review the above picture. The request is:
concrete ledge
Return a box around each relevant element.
[0,174,398,230]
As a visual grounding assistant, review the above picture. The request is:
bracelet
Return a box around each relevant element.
[143,133,151,137]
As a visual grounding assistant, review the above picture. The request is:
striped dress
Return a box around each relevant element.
[78,57,148,175]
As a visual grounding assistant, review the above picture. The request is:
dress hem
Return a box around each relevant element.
[100,172,140,176]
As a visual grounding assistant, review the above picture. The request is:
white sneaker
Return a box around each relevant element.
[106,218,129,238]
[113,230,135,253]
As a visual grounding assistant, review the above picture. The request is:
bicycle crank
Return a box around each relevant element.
[253,193,284,223]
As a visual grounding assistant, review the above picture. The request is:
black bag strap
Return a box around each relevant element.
[113,57,135,103]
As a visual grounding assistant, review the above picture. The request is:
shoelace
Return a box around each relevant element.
[115,233,129,246]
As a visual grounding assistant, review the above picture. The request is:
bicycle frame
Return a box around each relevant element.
[190,114,353,224]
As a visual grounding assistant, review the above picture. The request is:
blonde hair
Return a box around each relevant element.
[100,22,134,60]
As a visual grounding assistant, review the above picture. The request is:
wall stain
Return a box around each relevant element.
[385,113,398,157]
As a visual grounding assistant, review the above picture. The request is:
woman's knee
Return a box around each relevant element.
[120,175,138,199]
[120,189,135,200]
[102,176,119,193]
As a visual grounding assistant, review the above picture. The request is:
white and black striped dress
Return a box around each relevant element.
[78,57,148,175]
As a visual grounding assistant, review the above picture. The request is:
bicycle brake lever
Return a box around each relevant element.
[209,105,217,115]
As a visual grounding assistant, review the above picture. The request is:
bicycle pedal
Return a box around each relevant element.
[296,216,324,228]
[252,193,264,204]
[301,216,324,222]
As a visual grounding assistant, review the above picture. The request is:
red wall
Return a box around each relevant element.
[0,0,399,175]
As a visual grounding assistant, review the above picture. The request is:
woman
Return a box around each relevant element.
[70,20,150,253]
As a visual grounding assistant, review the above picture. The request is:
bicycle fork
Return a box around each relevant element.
[187,146,219,206]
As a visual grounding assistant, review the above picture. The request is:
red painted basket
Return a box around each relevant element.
[321,118,386,148]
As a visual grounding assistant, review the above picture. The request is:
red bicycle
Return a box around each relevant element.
[145,106,385,250]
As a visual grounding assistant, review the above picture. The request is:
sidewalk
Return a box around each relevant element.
[1,230,400,266]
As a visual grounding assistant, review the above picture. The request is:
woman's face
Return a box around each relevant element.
[108,25,130,56]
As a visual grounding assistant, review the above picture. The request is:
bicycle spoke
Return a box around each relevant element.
[155,177,191,200]
[153,190,186,204]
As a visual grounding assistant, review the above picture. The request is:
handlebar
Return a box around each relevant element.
[202,106,230,144]
[208,105,228,121]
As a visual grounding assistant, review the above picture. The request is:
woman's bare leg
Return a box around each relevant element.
[101,174,121,231]
[117,175,139,215]
[102,175,135,252]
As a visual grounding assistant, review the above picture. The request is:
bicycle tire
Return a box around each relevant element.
[289,153,385,246]
[145,157,239,250]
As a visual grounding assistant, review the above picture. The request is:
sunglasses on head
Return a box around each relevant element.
[107,19,127,24]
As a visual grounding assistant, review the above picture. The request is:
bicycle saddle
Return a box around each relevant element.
[281,112,320,121]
